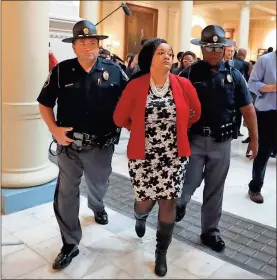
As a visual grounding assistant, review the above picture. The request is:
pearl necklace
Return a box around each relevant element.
[150,76,170,98]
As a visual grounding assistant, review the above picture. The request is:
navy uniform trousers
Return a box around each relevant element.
[178,133,231,234]
[54,144,114,245]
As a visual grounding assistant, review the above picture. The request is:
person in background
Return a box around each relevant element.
[49,42,58,71]
[224,45,244,75]
[111,54,127,72]
[262,47,273,55]
[129,39,149,76]
[242,59,257,144]
[125,53,136,77]
[248,60,256,75]
[173,51,197,75]
[171,51,184,72]
[235,48,250,81]
[247,50,276,204]
[99,47,111,59]
[126,52,135,66]
[114,38,201,277]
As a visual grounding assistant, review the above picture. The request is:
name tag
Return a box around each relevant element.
[65,83,74,87]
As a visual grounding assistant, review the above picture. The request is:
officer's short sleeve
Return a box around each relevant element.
[234,69,253,109]
[37,65,59,108]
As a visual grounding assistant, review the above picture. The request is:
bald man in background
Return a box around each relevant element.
[235,48,250,82]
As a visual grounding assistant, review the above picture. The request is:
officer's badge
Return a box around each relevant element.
[227,74,233,83]
[43,71,52,88]
[103,71,109,81]
[213,36,218,43]
[83,28,89,35]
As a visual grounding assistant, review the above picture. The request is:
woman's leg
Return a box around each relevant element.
[155,199,176,277]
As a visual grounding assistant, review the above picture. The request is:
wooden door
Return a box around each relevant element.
[124,3,158,59]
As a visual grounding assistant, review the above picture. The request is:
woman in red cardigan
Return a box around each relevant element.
[114,39,201,277]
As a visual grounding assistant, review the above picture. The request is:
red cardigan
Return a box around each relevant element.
[113,73,201,160]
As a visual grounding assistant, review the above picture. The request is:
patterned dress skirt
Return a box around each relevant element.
[128,87,189,201]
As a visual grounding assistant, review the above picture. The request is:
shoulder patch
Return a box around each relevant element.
[43,71,52,88]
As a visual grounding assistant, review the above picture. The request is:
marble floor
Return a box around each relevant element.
[1,126,275,279]
[2,197,263,279]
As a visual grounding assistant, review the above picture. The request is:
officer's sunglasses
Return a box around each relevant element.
[203,46,224,53]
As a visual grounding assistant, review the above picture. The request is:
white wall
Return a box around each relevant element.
[248,19,276,60]
[49,1,79,18]
[48,1,81,62]
[49,37,76,62]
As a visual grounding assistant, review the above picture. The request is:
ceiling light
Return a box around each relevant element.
[271,16,276,21]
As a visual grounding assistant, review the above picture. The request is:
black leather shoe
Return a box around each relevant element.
[94,209,108,225]
[200,233,225,252]
[52,245,79,270]
[176,206,186,222]
[242,137,250,143]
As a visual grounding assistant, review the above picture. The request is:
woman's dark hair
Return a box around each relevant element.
[138,38,172,73]
[129,38,173,81]
[141,39,149,46]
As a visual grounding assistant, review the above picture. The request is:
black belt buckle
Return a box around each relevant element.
[202,126,212,136]
[82,133,97,146]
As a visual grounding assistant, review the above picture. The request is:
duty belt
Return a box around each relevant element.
[191,126,213,137]
[190,123,233,142]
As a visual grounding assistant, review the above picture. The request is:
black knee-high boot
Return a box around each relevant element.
[155,222,175,277]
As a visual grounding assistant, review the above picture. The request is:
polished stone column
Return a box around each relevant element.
[238,3,251,50]
[79,0,99,24]
[2,1,58,188]
[179,0,194,51]
[167,8,179,59]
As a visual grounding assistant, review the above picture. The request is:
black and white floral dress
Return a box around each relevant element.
[128,86,189,201]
